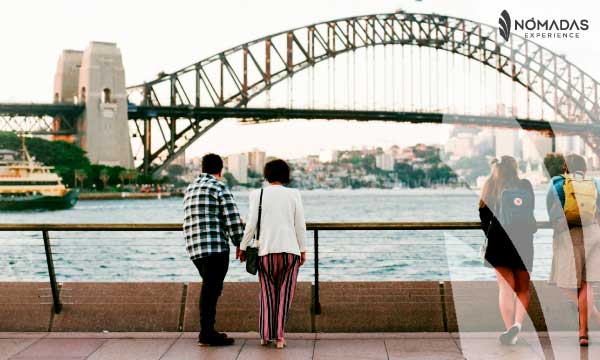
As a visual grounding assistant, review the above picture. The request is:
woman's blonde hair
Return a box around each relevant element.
[479,155,519,209]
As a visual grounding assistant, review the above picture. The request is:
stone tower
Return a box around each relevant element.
[53,50,83,104]
[53,42,133,168]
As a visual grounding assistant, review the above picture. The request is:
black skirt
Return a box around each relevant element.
[484,220,534,272]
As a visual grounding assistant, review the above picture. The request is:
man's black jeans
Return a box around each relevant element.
[192,251,230,337]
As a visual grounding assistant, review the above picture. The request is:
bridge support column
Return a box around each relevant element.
[79,42,133,168]
[54,42,133,168]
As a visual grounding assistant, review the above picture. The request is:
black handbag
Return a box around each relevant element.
[245,189,263,275]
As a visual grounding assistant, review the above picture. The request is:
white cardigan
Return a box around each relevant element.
[240,185,307,256]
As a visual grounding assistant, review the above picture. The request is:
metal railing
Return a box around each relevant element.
[0,222,553,315]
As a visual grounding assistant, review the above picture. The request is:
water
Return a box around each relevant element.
[0,188,554,282]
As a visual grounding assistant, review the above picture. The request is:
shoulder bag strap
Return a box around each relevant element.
[256,189,264,247]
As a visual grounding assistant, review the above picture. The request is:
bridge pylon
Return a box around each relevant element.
[53,42,133,168]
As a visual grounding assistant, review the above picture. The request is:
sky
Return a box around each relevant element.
[1,0,599,159]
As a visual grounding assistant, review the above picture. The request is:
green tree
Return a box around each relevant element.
[166,164,185,178]
[74,169,87,189]
[222,172,239,187]
[99,168,110,190]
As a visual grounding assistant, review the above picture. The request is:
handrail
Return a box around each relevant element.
[0,221,554,315]
[0,221,553,231]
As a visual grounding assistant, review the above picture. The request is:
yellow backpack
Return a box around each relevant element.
[563,172,598,225]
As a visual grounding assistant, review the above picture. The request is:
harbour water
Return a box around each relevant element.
[0,188,554,282]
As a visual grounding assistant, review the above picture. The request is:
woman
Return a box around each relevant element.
[240,159,306,349]
[479,156,536,345]
[547,154,600,346]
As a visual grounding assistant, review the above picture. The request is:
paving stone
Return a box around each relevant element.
[160,338,243,360]
[11,338,105,359]
[385,338,464,360]
[86,338,175,360]
[238,339,314,360]
[313,339,387,360]
[0,339,38,360]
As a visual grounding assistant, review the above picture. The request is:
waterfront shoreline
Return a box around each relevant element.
[78,192,182,200]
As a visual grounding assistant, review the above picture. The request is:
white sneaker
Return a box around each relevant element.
[499,324,520,345]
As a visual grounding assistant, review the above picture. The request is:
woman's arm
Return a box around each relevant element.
[240,190,259,252]
[294,190,307,255]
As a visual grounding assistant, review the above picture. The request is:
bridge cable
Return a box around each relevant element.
[372,42,376,110]
[347,48,351,110]
[410,45,414,111]
[392,43,396,111]
[419,46,423,111]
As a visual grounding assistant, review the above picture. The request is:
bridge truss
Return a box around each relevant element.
[0,103,82,135]
[2,12,600,174]
[126,11,600,173]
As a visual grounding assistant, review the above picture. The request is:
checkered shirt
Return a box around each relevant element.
[183,174,244,260]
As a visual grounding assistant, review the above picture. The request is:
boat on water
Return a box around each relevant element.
[0,140,78,211]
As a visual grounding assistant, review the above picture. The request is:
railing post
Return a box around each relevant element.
[42,230,62,314]
[313,229,321,315]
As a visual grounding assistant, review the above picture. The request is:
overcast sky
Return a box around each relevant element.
[1,0,599,159]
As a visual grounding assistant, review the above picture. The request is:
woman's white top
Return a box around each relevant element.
[240,185,307,256]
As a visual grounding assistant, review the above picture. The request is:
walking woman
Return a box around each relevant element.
[547,154,600,346]
[479,156,537,345]
[240,159,307,349]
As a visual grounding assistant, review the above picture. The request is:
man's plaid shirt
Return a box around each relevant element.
[183,174,244,260]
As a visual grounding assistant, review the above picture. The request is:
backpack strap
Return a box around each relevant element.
[551,175,566,208]
[255,189,264,247]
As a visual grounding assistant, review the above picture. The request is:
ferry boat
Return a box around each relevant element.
[0,140,78,211]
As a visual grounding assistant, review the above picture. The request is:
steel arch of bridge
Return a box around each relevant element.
[127,11,600,174]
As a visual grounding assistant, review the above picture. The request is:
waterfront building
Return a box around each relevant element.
[522,132,553,163]
[375,153,395,171]
[319,150,338,163]
[494,128,520,159]
[227,153,248,183]
[247,149,266,174]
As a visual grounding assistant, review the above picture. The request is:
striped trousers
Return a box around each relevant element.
[258,253,301,341]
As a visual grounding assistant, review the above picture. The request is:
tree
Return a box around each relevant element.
[544,153,565,178]
[118,170,127,186]
[74,169,87,189]
[222,172,239,187]
[127,170,138,185]
[99,169,110,189]
[166,164,185,178]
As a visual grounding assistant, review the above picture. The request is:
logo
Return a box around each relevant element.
[513,198,523,206]
[499,10,511,41]
[497,10,589,40]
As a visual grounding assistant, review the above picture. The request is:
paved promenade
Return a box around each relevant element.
[1,331,600,360]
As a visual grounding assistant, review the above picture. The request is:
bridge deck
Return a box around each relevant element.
[1,331,595,359]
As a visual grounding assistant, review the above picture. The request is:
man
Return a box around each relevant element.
[183,153,244,346]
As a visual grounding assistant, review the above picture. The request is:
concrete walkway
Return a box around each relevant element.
[1,332,599,359]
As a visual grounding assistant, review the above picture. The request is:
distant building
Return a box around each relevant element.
[227,153,248,183]
[247,149,266,174]
[319,150,338,163]
[494,129,520,158]
[522,133,553,163]
[444,132,476,160]
[375,153,395,171]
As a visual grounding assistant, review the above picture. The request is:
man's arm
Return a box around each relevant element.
[219,187,245,247]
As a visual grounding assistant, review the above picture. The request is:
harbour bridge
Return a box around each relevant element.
[1,11,599,175]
